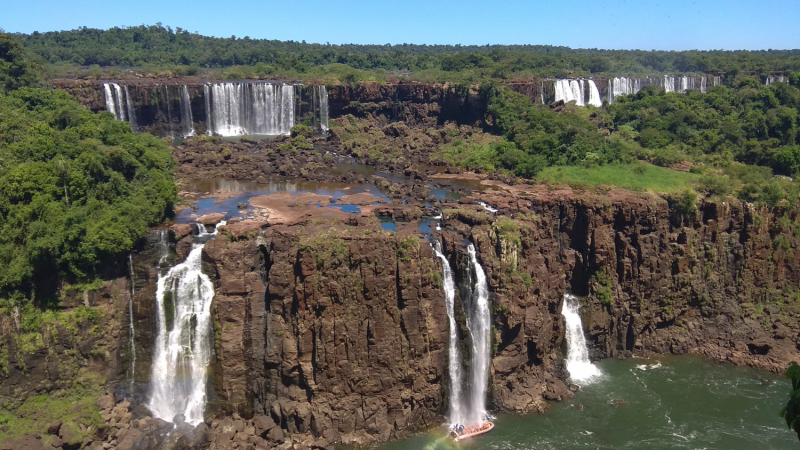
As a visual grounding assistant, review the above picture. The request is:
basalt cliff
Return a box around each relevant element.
[3,183,799,449]
[1,77,799,450]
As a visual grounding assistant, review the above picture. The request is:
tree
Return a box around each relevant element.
[0,33,40,92]
[781,362,800,441]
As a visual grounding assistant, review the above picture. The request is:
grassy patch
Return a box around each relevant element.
[538,163,700,193]
[0,370,105,446]
[433,136,502,170]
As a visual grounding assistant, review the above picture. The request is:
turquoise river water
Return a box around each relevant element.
[378,356,796,450]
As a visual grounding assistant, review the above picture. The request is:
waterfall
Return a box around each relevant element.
[766,75,785,85]
[540,81,545,105]
[561,294,601,383]
[180,86,195,137]
[127,254,137,388]
[206,82,296,136]
[555,79,576,104]
[464,244,491,425]
[103,83,126,120]
[587,80,602,107]
[318,85,329,133]
[433,241,465,426]
[124,86,137,130]
[609,77,641,104]
[149,221,223,425]
[203,84,212,135]
[700,76,708,93]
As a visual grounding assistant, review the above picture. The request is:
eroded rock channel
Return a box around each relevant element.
[1,80,800,450]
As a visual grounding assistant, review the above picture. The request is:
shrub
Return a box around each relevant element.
[676,190,698,222]
[291,124,314,138]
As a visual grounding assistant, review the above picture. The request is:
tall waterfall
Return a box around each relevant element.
[608,77,642,104]
[318,85,329,133]
[149,221,223,425]
[179,86,195,137]
[124,86,136,130]
[587,80,602,107]
[464,244,492,425]
[205,82,296,136]
[555,79,585,106]
[562,294,601,383]
[103,83,127,121]
[433,242,465,425]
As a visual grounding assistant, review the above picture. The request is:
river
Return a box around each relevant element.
[378,355,795,449]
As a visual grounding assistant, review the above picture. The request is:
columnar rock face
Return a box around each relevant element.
[3,190,800,448]
[193,190,800,446]
[202,224,449,446]
[441,189,800,397]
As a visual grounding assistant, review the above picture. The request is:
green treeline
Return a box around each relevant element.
[14,24,800,80]
[0,33,176,310]
[440,79,800,202]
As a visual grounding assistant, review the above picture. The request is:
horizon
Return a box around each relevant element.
[2,0,799,52]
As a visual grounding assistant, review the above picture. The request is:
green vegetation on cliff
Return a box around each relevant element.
[430,80,800,201]
[0,33,177,307]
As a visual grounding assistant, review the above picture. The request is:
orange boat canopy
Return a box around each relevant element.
[453,421,494,441]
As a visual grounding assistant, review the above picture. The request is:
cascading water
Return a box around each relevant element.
[206,82,296,136]
[103,83,127,121]
[318,85,329,133]
[433,241,465,425]
[555,79,577,104]
[179,86,195,137]
[587,80,603,107]
[124,86,137,130]
[149,221,223,425]
[561,294,601,383]
[609,77,642,104]
[464,244,492,426]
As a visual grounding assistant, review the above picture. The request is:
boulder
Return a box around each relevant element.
[253,415,276,437]
[197,213,227,226]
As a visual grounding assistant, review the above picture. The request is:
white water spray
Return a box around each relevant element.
[206,82,296,136]
[433,241,465,425]
[562,294,601,383]
[464,244,491,425]
[587,80,603,107]
[149,221,223,425]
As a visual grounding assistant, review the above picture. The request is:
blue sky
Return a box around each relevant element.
[1,0,798,50]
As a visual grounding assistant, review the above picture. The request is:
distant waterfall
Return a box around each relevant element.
[464,244,492,425]
[663,75,675,93]
[149,221,223,425]
[103,83,127,121]
[562,294,601,383]
[205,82,296,136]
[587,80,603,107]
[433,242,465,425]
[124,86,137,130]
[555,79,584,106]
[179,86,195,137]
[318,85,329,133]
[608,77,642,104]
[766,75,786,85]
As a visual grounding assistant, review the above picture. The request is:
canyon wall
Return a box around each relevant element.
[3,190,800,448]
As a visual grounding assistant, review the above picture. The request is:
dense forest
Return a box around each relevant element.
[436,79,800,203]
[0,34,176,317]
[12,24,800,82]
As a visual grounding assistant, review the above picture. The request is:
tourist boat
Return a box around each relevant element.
[453,422,494,441]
